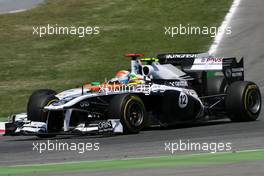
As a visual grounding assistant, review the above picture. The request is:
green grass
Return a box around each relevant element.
[0,117,6,121]
[0,150,264,175]
[0,0,232,117]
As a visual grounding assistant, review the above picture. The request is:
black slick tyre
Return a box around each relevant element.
[108,94,147,133]
[225,81,261,121]
[27,89,58,122]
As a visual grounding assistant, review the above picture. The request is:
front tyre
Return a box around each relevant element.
[108,94,147,133]
[225,81,261,121]
[27,89,58,122]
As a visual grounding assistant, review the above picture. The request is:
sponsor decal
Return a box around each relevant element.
[165,80,188,87]
[191,58,224,70]
[80,101,90,108]
[184,89,198,97]
[165,54,197,59]
[248,85,257,89]
[200,57,223,63]
[98,121,113,132]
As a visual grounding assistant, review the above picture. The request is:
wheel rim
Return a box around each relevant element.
[247,90,261,114]
[127,102,144,127]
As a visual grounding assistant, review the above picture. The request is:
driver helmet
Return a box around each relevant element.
[115,70,130,84]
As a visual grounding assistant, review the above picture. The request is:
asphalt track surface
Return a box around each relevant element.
[0,0,43,14]
[0,0,264,174]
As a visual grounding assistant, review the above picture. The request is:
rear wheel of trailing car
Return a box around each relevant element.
[108,94,147,133]
[225,81,261,121]
[27,89,58,122]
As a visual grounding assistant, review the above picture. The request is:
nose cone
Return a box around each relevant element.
[56,88,87,99]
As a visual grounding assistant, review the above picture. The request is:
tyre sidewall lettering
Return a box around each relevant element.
[123,98,134,129]
[244,85,259,117]
[123,96,145,130]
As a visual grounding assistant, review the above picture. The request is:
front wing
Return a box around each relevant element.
[0,113,124,136]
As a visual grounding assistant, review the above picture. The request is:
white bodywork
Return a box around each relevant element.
[45,84,202,110]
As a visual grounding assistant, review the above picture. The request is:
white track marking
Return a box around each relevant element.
[208,0,241,55]
[8,9,27,14]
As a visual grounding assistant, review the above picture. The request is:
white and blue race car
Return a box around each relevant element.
[0,53,261,137]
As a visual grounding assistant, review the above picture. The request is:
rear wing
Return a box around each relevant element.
[157,53,244,82]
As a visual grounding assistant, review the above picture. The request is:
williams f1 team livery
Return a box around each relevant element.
[0,53,262,137]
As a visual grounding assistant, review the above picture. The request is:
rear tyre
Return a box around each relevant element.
[27,89,58,122]
[225,81,261,121]
[206,76,227,95]
[108,94,147,133]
